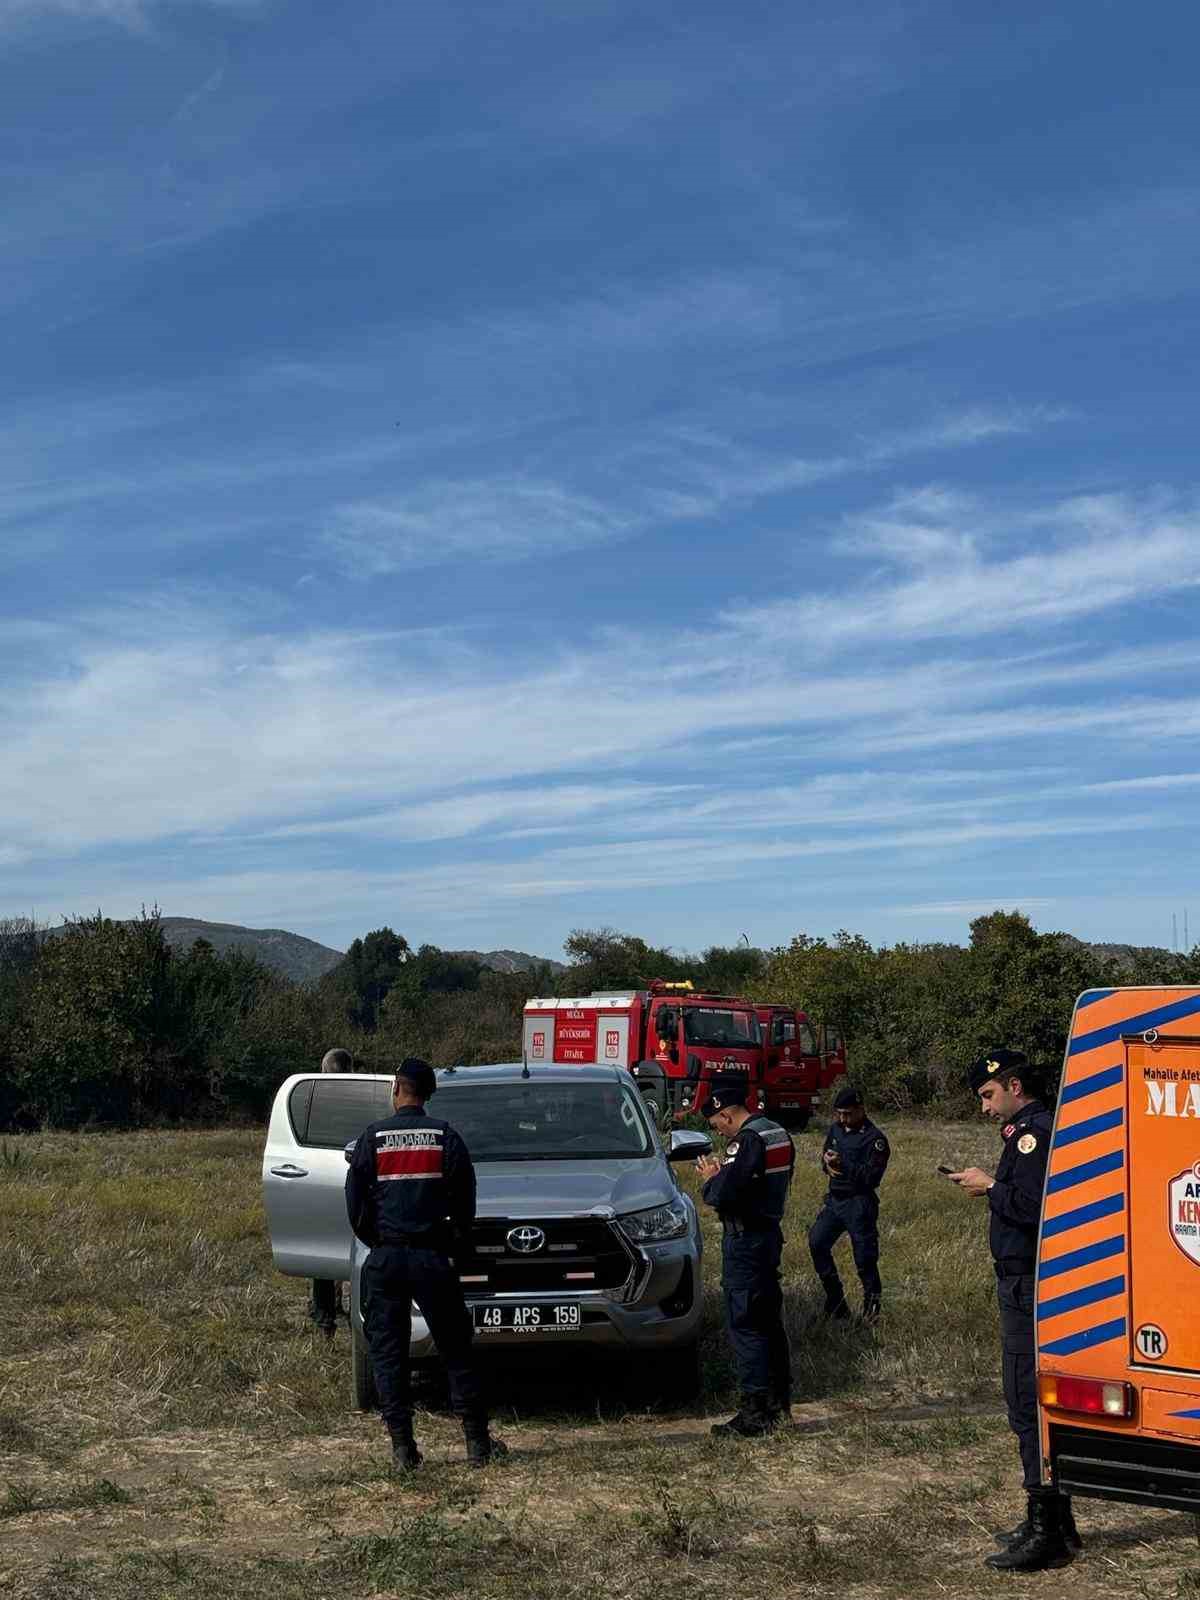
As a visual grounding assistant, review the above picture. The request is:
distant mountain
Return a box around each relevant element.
[45,916,563,985]
[1068,936,1177,973]
[154,918,347,983]
[451,947,565,976]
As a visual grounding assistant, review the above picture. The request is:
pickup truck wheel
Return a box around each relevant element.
[351,1298,378,1411]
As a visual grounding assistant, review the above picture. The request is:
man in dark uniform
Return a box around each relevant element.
[949,1047,1078,1572]
[807,1086,889,1322]
[345,1057,506,1471]
[696,1076,796,1436]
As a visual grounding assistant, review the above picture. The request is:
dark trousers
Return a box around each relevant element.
[998,1271,1054,1496]
[722,1226,791,1401]
[363,1245,485,1434]
[808,1193,881,1305]
[310,1278,339,1328]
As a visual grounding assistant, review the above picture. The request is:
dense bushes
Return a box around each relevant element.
[759,911,1200,1112]
[0,909,1196,1130]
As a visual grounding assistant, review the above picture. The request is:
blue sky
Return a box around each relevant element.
[3,0,1199,961]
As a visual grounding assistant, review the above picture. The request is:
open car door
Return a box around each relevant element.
[262,1073,393,1278]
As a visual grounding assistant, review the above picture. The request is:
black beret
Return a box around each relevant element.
[702,1076,749,1117]
[395,1057,437,1100]
[967,1047,1028,1094]
[833,1085,864,1109]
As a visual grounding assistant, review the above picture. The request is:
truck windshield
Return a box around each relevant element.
[683,1008,758,1048]
[438,1081,653,1161]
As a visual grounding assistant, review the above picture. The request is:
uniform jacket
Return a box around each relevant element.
[821,1116,890,1200]
[988,1099,1053,1271]
[345,1106,476,1249]
[702,1112,796,1228]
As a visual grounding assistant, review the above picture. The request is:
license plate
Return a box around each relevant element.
[781,1100,804,1108]
[473,1302,582,1334]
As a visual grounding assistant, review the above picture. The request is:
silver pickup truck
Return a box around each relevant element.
[262,1062,709,1407]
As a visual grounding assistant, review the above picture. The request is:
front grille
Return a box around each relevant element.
[459,1217,635,1294]
[1049,1424,1200,1513]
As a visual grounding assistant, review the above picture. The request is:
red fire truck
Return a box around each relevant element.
[755,1004,847,1129]
[522,981,763,1119]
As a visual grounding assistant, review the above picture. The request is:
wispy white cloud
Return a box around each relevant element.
[3,580,1196,868]
[1,0,259,32]
[8,812,1152,935]
[728,491,1200,649]
[882,897,1058,920]
[1082,772,1200,793]
[244,784,692,845]
[319,404,1055,574]
[324,478,634,574]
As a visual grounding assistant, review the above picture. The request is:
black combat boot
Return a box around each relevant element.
[710,1394,776,1438]
[861,1295,881,1325]
[984,1494,1073,1571]
[766,1388,793,1424]
[995,1495,1081,1555]
[462,1415,509,1468]
[819,1283,851,1320]
[389,1421,422,1473]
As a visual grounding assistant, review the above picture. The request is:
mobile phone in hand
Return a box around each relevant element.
[936,1163,955,1175]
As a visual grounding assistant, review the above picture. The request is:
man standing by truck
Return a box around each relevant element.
[345,1057,507,1472]
[808,1086,889,1323]
[697,1077,796,1436]
[948,1047,1079,1572]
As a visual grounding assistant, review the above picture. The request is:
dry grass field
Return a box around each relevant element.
[1,1119,1198,1599]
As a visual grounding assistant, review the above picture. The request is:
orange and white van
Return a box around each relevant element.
[1037,986,1200,1519]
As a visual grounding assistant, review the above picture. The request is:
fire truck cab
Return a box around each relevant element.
[1036,986,1200,1524]
[522,981,763,1120]
[755,1004,847,1129]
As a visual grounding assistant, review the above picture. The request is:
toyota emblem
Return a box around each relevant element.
[507,1225,546,1253]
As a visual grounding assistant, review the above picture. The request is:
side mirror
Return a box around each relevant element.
[667,1129,713,1162]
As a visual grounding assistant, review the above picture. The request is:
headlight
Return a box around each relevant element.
[618,1197,690,1243]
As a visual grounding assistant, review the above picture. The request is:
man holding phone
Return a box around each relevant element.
[696,1076,796,1437]
[807,1086,890,1322]
[946,1047,1077,1573]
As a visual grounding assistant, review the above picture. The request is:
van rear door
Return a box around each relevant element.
[1126,1036,1200,1375]
[262,1073,393,1278]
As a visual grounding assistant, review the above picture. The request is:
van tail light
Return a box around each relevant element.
[1039,1375,1133,1418]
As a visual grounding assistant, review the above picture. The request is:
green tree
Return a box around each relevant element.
[12,911,172,1125]
[324,926,412,1029]
[558,928,689,993]
[694,943,768,993]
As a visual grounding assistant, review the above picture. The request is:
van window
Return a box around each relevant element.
[302,1079,393,1148]
[288,1080,314,1141]
[798,1021,818,1055]
[772,1018,796,1045]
